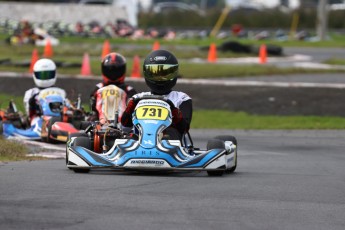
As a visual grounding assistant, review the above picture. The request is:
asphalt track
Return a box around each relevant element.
[1,47,345,229]
[1,130,345,230]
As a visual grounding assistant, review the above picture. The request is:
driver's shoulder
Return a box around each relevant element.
[168,91,191,101]
[133,91,151,99]
[24,87,40,97]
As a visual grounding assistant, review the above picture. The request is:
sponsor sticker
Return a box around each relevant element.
[154,56,167,61]
[130,159,165,166]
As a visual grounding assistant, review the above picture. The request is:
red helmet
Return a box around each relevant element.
[101,52,126,85]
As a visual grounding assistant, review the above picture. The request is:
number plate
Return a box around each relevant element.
[136,106,169,120]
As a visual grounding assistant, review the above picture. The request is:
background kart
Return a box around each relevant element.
[0,87,85,142]
[66,96,238,176]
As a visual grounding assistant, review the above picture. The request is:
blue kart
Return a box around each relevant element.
[66,96,237,176]
[0,88,83,142]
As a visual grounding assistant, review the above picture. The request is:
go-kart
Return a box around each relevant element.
[0,88,85,142]
[66,96,238,176]
[0,100,28,130]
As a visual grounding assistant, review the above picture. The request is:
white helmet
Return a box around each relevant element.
[33,58,57,88]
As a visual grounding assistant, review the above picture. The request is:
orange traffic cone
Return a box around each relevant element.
[207,43,217,63]
[29,48,39,73]
[101,39,111,59]
[259,44,267,64]
[43,39,53,58]
[131,55,141,78]
[152,40,160,51]
[80,53,91,76]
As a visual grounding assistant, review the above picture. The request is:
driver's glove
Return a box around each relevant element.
[28,94,38,110]
[121,98,138,128]
[166,100,182,124]
[124,98,137,115]
[28,93,41,116]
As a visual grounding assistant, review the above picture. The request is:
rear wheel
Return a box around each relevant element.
[68,132,88,140]
[73,168,90,173]
[0,121,3,135]
[73,136,91,150]
[226,162,237,174]
[74,121,91,131]
[207,171,224,176]
[66,132,89,166]
[67,136,91,173]
[206,139,225,176]
[42,117,61,143]
[207,138,225,150]
[214,135,237,145]
[214,135,237,174]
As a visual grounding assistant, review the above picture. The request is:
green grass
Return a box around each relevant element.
[1,33,345,78]
[0,60,321,79]
[324,58,345,66]
[179,63,340,78]
[1,60,338,79]
[1,93,344,130]
[0,94,24,112]
[192,110,345,129]
[55,34,345,48]
[0,137,29,161]
[0,137,46,162]
[236,36,345,48]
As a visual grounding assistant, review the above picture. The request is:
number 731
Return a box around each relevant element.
[136,106,169,120]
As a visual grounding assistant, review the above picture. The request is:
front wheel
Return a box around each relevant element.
[42,117,61,143]
[206,139,226,177]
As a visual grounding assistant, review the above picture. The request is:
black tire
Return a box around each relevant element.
[79,121,92,130]
[66,133,90,166]
[266,44,283,56]
[214,135,237,145]
[207,171,224,176]
[73,168,90,173]
[206,139,225,176]
[66,133,89,167]
[207,139,225,150]
[12,119,23,129]
[68,132,88,140]
[214,135,237,174]
[226,163,237,174]
[42,117,61,143]
[0,121,3,135]
[73,136,91,150]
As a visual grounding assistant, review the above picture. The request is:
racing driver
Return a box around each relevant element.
[88,52,137,123]
[24,58,69,125]
[121,49,192,140]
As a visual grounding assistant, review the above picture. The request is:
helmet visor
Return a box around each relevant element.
[144,64,178,82]
[34,70,56,80]
[102,65,125,80]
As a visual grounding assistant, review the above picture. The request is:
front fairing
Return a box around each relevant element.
[2,118,42,139]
